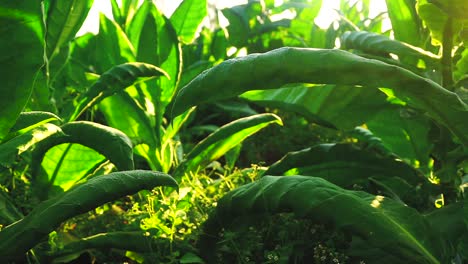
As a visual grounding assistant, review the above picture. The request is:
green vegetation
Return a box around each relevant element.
[0,0,467,263]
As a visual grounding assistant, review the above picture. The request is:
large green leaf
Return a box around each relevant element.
[38,143,107,196]
[172,47,468,147]
[366,106,433,172]
[0,2,44,140]
[0,170,177,260]
[241,84,388,130]
[32,121,134,181]
[385,0,423,46]
[69,62,168,121]
[170,0,207,43]
[174,113,283,176]
[45,0,94,62]
[200,176,455,263]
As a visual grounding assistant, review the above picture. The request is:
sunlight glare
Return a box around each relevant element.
[370,195,385,208]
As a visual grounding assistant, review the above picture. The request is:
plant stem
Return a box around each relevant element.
[441,18,454,90]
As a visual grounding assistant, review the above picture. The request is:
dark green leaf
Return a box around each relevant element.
[32,121,134,180]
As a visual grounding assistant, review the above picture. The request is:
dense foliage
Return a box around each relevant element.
[0,0,467,263]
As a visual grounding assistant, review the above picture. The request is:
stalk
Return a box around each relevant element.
[441,18,454,90]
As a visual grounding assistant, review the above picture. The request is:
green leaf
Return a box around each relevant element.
[0,170,177,260]
[341,31,438,61]
[69,62,168,121]
[385,0,423,46]
[241,84,388,130]
[131,3,181,143]
[172,47,468,147]
[0,2,44,140]
[8,111,61,135]
[416,0,466,46]
[38,143,107,196]
[45,0,94,62]
[170,0,207,43]
[32,121,134,181]
[95,13,136,72]
[425,202,466,256]
[98,92,160,170]
[200,176,450,263]
[174,113,283,176]
[99,92,156,147]
[366,106,433,172]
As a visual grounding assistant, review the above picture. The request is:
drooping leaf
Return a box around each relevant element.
[174,113,283,176]
[45,0,94,62]
[341,31,438,61]
[0,124,62,167]
[200,176,453,263]
[0,170,177,260]
[170,0,207,43]
[8,111,61,135]
[172,47,468,147]
[69,62,168,121]
[31,121,134,181]
[0,2,44,140]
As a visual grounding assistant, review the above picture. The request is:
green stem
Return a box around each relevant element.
[441,18,454,90]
